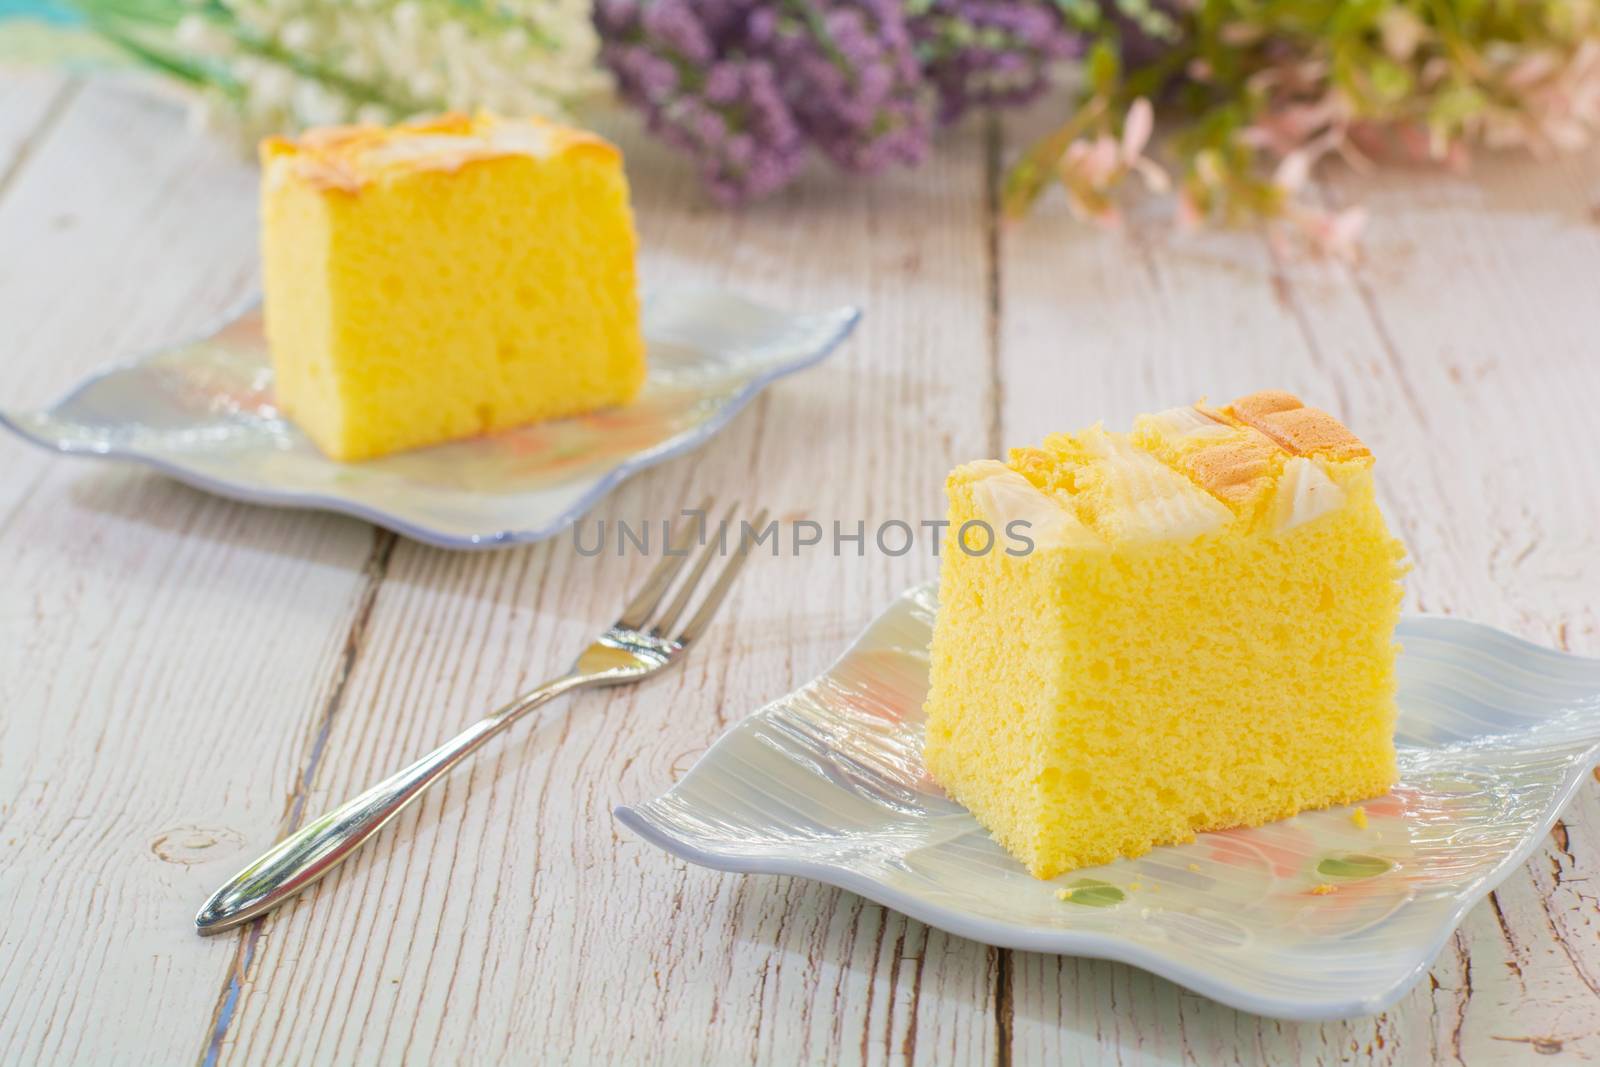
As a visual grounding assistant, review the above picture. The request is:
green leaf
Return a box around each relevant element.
[1001,95,1106,218]
[1368,57,1415,104]
[1316,853,1392,879]
[1061,878,1126,907]
[1086,37,1121,97]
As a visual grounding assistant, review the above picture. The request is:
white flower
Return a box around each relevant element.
[150,0,609,140]
[176,14,225,53]
[250,63,295,108]
[393,2,425,36]
[293,79,347,126]
[341,49,375,82]
[438,19,467,50]
[279,18,317,52]
[409,69,444,101]
[501,26,531,53]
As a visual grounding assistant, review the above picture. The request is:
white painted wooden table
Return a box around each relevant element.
[2,68,1597,1065]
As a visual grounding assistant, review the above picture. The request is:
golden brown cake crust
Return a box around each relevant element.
[1182,436,1280,503]
[259,112,619,195]
[1221,390,1372,462]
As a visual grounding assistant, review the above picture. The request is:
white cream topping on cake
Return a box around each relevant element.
[356,121,556,168]
[964,460,1103,550]
[1271,456,1348,533]
[1078,427,1233,542]
[1139,404,1235,443]
[263,112,607,194]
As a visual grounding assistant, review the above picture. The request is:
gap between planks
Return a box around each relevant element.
[980,108,1015,1067]
[197,529,398,1067]
[153,109,1001,1067]
[0,76,79,212]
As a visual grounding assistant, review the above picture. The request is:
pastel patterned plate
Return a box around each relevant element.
[0,283,859,549]
[616,583,1600,1020]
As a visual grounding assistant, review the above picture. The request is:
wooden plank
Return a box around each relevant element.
[3,64,1595,1063]
[0,79,381,1065]
[0,75,258,523]
[209,114,1002,1063]
[1303,146,1600,1062]
[994,102,1600,1062]
[0,65,74,192]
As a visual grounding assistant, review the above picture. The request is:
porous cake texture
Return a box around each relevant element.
[924,392,1407,879]
[260,113,645,461]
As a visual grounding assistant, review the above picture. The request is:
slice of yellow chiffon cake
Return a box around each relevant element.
[924,391,1407,879]
[260,112,645,461]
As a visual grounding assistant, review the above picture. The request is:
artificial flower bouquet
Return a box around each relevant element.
[59,0,1600,233]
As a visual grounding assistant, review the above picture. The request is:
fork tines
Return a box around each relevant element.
[616,497,769,644]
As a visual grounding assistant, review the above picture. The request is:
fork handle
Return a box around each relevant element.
[194,673,588,935]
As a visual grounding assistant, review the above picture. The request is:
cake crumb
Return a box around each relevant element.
[1129,882,1142,892]
[1186,863,1201,873]
[1311,883,1337,895]
[1351,806,1369,829]
[1055,888,1071,901]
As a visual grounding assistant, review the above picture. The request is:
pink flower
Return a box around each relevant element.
[1286,204,1368,262]
[1055,98,1168,225]
[1378,8,1426,61]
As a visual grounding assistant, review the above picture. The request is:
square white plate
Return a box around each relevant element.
[1,283,859,548]
[617,583,1600,1020]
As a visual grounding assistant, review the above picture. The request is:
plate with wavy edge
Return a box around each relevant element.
[616,583,1600,1020]
[0,283,860,549]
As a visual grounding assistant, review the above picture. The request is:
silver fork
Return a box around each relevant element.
[195,498,766,935]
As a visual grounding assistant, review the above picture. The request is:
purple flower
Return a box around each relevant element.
[600,0,806,202]
[909,0,1082,124]
[596,0,1081,201]
[748,0,931,173]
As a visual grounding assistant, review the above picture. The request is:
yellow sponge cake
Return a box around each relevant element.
[259,113,645,461]
[924,392,1406,879]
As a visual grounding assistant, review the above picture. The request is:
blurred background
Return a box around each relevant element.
[5,0,1596,246]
